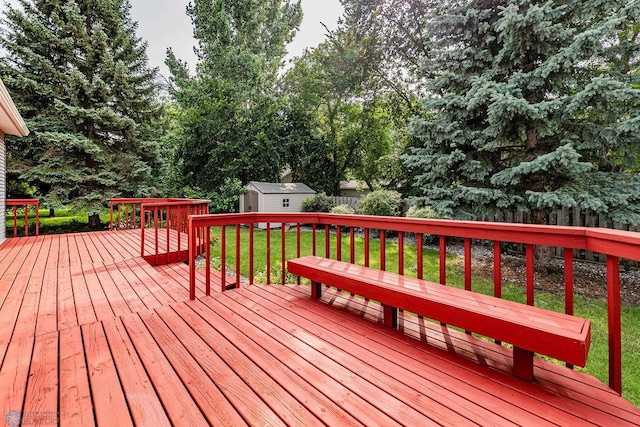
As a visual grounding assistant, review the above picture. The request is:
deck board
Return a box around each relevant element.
[0,230,637,426]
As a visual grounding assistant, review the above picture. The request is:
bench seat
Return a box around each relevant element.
[287,255,591,381]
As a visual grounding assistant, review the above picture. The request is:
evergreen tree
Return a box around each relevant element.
[166,0,302,192]
[0,0,162,210]
[403,0,640,224]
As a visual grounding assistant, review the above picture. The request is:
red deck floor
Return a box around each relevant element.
[0,230,638,426]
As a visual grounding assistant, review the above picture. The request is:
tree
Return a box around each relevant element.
[282,32,395,195]
[166,0,302,194]
[403,0,640,224]
[0,0,163,211]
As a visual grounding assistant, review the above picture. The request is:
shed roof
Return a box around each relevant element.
[248,181,316,195]
[0,77,29,137]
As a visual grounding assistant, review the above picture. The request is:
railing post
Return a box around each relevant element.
[607,255,622,394]
[221,226,226,292]
[281,223,286,285]
[249,223,255,284]
[236,224,241,289]
[188,216,196,300]
[206,226,211,295]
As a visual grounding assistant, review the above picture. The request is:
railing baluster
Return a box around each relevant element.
[325,224,330,259]
[188,216,196,300]
[364,228,370,267]
[206,226,211,295]
[281,223,286,285]
[349,227,355,264]
[464,238,472,291]
[23,205,28,237]
[417,233,423,280]
[297,223,301,285]
[564,249,574,315]
[398,231,404,276]
[493,241,502,298]
[109,202,114,231]
[125,203,129,229]
[526,244,534,305]
[166,207,170,264]
[607,255,622,394]
[336,225,342,261]
[221,225,226,292]
[13,206,17,237]
[249,223,255,285]
[380,230,386,271]
[236,224,241,289]
[312,224,317,256]
[266,223,271,284]
[439,235,446,285]
[140,206,146,257]
[154,208,159,266]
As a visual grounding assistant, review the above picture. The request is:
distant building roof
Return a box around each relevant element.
[248,181,316,195]
[0,77,29,137]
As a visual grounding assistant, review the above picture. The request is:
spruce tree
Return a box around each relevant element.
[0,0,162,210]
[403,0,640,224]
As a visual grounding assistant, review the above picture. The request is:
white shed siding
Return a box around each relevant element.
[0,134,5,243]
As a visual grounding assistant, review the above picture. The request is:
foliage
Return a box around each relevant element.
[330,204,355,215]
[282,25,396,195]
[301,192,334,213]
[402,0,640,224]
[405,205,441,220]
[166,0,302,192]
[358,189,402,217]
[207,178,246,214]
[0,0,163,211]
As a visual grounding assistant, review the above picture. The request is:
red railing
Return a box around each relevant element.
[136,199,210,265]
[186,212,640,395]
[6,199,39,237]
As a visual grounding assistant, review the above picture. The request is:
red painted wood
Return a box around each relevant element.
[398,232,404,276]
[83,322,133,426]
[297,223,301,286]
[101,318,171,426]
[23,331,58,421]
[59,327,95,426]
[236,224,241,288]
[221,225,227,291]
[325,224,330,258]
[607,255,622,394]
[288,256,591,368]
[565,249,574,316]
[417,234,423,280]
[439,235,446,285]
[249,223,255,284]
[526,244,534,306]
[205,227,211,295]
[311,223,316,256]
[512,347,534,381]
[266,223,271,284]
[349,227,355,263]
[493,241,501,299]
[464,238,471,291]
[380,231,386,271]
[336,225,342,261]
[364,228,370,267]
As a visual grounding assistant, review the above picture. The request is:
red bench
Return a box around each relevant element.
[287,255,591,381]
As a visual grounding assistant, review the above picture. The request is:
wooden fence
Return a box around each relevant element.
[331,196,361,212]
[487,207,640,266]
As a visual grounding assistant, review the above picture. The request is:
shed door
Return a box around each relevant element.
[244,190,259,212]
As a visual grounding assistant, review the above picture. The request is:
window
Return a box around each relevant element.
[283,198,290,208]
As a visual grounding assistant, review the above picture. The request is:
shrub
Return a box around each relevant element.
[405,205,439,219]
[302,192,334,213]
[330,204,355,215]
[358,190,403,217]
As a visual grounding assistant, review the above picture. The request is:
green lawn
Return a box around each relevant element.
[5,208,111,234]
[208,226,640,406]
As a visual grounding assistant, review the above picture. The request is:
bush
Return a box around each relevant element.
[358,190,403,217]
[302,193,334,213]
[330,204,355,215]
[405,205,439,219]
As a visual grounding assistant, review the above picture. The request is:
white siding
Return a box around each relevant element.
[0,134,5,243]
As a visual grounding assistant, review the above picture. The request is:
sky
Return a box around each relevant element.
[4,0,344,78]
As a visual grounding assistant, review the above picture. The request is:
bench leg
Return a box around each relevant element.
[513,347,534,381]
[311,281,322,299]
[383,305,398,329]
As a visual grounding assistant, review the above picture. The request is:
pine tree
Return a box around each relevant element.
[166,0,302,192]
[403,0,640,224]
[0,0,162,210]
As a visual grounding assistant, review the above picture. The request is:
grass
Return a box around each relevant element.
[207,226,640,406]
[5,209,111,234]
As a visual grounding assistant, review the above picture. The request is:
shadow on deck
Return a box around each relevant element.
[0,231,638,425]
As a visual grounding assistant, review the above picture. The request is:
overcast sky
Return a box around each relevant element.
[3,0,344,77]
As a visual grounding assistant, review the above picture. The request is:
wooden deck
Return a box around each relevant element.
[0,231,638,426]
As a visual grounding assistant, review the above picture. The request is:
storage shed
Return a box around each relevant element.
[0,77,29,243]
[240,182,315,228]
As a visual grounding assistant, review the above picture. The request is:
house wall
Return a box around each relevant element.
[0,132,5,243]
